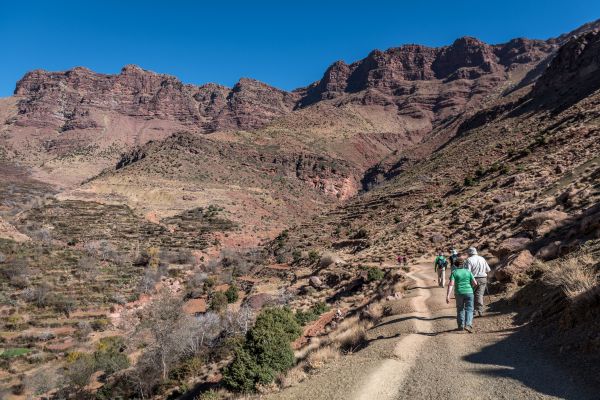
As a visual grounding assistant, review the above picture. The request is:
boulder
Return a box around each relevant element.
[494,237,531,259]
[309,276,323,289]
[536,241,562,261]
[494,250,534,282]
[521,210,569,237]
[318,252,345,268]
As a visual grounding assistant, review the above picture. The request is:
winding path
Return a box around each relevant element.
[268,260,598,400]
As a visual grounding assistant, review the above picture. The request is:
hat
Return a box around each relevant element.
[467,247,477,256]
[451,249,458,255]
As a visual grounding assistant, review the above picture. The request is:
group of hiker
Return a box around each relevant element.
[434,247,491,333]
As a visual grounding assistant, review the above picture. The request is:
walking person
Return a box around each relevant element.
[434,250,448,287]
[446,263,477,332]
[463,247,491,317]
[449,249,459,272]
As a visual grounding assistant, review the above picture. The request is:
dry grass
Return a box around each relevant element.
[542,252,598,300]
[363,302,384,322]
[278,362,308,388]
[331,321,368,351]
[294,336,322,360]
[306,345,340,369]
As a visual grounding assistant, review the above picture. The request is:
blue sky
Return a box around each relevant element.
[1,1,599,96]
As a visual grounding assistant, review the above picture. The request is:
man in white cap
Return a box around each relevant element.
[463,247,490,317]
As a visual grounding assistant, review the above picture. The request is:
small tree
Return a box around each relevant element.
[225,285,239,303]
[222,307,301,392]
[210,292,228,312]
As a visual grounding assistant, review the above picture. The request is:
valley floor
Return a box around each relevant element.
[267,261,598,400]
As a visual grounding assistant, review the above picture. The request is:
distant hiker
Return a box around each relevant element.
[397,255,408,267]
[449,249,459,271]
[434,251,448,288]
[463,247,491,317]
[450,249,464,273]
[446,263,477,332]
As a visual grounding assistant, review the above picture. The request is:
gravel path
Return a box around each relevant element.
[268,261,599,400]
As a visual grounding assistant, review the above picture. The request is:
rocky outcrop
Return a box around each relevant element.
[14,65,297,132]
[533,30,600,105]
[494,250,535,282]
[297,37,555,113]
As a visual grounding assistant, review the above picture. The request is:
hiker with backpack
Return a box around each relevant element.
[434,250,449,287]
[450,249,464,273]
[446,261,478,332]
[449,249,459,271]
[463,247,491,317]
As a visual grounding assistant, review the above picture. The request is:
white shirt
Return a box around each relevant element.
[464,255,491,278]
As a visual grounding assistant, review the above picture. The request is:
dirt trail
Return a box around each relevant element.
[269,260,598,400]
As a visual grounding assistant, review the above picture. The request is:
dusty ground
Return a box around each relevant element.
[267,260,598,400]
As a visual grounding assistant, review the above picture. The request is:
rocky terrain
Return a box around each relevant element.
[0,18,599,400]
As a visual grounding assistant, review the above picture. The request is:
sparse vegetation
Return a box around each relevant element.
[295,302,331,326]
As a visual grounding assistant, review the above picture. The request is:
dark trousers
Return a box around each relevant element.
[474,277,487,313]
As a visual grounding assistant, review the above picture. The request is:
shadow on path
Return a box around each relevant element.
[375,315,454,329]
[462,328,599,400]
[406,285,439,290]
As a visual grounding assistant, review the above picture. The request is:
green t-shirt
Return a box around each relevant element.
[449,269,475,295]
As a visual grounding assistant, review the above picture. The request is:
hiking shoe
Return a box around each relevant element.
[456,326,464,332]
[465,325,473,333]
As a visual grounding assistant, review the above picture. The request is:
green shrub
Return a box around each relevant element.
[91,318,110,332]
[464,176,475,187]
[222,307,301,392]
[225,285,239,303]
[210,292,228,312]
[295,302,331,326]
[94,337,129,374]
[308,250,320,264]
[365,267,385,282]
[291,250,302,263]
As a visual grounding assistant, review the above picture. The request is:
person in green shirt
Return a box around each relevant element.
[446,264,478,332]
[434,250,449,288]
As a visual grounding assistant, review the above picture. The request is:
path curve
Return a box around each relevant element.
[268,260,599,400]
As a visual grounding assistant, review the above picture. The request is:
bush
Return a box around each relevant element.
[308,250,320,264]
[222,307,301,392]
[210,292,228,312]
[365,267,384,282]
[295,302,331,326]
[91,318,110,332]
[94,336,129,374]
[464,176,475,187]
[50,294,76,317]
[291,250,302,263]
[225,285,239,303]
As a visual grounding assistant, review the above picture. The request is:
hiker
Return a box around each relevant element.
[446,262,477,332]
[434,251,448,287]
[463,247,491,317]
[397,255,408,267]
[450,249,464,273]
[449,249,459,271]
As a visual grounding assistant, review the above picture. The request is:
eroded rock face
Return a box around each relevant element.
[494,249,534,282]
[533,30,600,104]
[296,36,556,120]
[14,66,298,132]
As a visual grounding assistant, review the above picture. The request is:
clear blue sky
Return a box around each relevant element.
[1,0,599,97]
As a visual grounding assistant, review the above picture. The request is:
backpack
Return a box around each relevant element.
[436,256,448,269]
